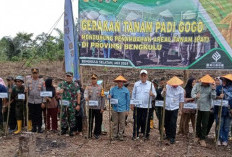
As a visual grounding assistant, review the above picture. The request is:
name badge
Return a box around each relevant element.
[0,93,8,98]
[130,99,142,107]
[214,100,229,107]
[61,100,70,106]
[40,91,53,97]
[155,101,164,107]
[110,99,118,104]
[89,100,98,106]
[184,103,197,109]
[18,94,25,100]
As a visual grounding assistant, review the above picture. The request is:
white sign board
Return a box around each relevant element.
[89,100,99,106]
[0,93,8,98]
[155,101,164,107]
[130,99,142,106]
[184,103,198,109]
[40,91,53,97]
[213,100,229,107]
[110,99,118,104]
[61,100,70,106]
[18,94,25,100]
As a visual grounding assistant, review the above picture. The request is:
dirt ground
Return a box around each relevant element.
[0,107,232,157]
[1,61,232,157]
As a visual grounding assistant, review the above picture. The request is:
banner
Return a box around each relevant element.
[78,0,232,70]
[64,0,80,79]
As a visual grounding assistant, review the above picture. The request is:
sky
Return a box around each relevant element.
[0,0,78,39]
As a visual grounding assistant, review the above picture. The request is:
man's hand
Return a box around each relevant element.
[219,94,224,99]
[41,103,45,109]
[24,88,28,93]
[108,95,112,99]
[100,109,104,113]
[58,89,64,94]
[8,88,12,93]
[130,105,134,111]
[126,112,129,116]
[196,93,201,99]
[149,91,154,96]
[85,98,89,101]
[76,105,80,111]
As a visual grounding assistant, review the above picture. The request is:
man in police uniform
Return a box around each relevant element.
[84,74,105,139]
[25,68,45,133]
[57,72,81,136]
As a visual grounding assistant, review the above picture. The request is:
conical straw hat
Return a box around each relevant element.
[114,75,127,82]
[221,74,232,82]
[167,76,183,86]
[200,74,215,84]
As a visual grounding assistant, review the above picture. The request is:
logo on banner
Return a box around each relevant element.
[206,51,224,69]
[212,51,221,62]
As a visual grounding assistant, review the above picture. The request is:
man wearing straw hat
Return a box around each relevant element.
[162,76,184,144]
[109,75,130,141]
[214,74,232,146]
[131,70,156,140]
[191,74,216,147]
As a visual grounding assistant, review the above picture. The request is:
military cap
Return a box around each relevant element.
[91,74,98,79]
[31,68,39,73]
[66,72,73,76]
[15,76,24,83]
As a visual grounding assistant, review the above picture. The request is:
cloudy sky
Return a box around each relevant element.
[0,0,78,38]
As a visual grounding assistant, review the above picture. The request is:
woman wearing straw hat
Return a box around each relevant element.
[191,74,216,147]
[214,74,232,146]
[109,75,130,141]
[162,76,184,144]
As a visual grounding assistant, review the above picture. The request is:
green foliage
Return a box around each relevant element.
[0,29,65,61]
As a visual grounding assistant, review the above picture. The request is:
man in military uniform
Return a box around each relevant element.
[84,74,105,139]
[11,76,26,134]
[57,72,81,136]
[25,68,45,133]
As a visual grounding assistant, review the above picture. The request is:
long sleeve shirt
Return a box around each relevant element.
[84,84,105,110]
[191,83,216,111]
[132,80,156,108]
[110,86,130,112]
[165,85,184,111]
[26,78,45,104]
[214,85,232,116]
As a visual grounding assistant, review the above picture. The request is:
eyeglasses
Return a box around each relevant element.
[66,75,72,77]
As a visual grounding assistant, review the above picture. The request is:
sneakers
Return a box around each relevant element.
[222,142,228,146]
[119,136,124,141]
[199,140,206,147]
[217,141,221,146]
[132,136,139,140]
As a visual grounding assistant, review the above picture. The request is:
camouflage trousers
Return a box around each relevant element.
[61,106,76,130]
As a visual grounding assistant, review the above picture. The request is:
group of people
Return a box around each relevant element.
[1,68,232,148]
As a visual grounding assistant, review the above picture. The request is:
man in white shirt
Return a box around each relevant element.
[162,76,184,144]
[131,70,156,140]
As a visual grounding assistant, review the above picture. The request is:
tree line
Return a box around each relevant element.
[0,29,64,63]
